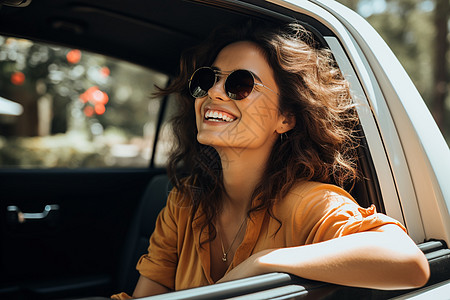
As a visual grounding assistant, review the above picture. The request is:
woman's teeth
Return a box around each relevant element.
[204,110,236,122]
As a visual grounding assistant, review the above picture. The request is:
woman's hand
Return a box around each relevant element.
[132,275,170,298]
[216,249,275,283]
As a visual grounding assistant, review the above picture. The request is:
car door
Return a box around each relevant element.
[0,37,172,299]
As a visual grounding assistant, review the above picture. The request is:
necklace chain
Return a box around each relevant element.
[218,217,247,263]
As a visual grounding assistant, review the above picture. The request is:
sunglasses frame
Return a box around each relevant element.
[188,67,279,100]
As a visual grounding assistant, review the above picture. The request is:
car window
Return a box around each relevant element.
[0,35,169,168]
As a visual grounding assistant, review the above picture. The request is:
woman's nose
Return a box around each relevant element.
[207,76,231,101]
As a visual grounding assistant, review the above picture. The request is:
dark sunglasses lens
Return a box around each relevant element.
[225,70,254,100]
[189,68,215,98]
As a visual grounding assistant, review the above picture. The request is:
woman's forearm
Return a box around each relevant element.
[257,225,429,290]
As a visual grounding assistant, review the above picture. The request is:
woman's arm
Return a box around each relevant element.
[218,224,430,290]
[132,275,171,298]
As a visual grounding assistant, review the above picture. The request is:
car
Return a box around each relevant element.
[0,0,449,299]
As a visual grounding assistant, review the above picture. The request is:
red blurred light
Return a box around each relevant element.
[100,67,110,78]
[67,49,81,64]
[99,91,108,104]
[11,71,25,85]
[80,86,109,116]
[95,104,106,115]
[84,106,94,117]
[79,93,89,103]
[92,90,104,103]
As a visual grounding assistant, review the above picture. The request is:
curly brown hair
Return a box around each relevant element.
[157,20,359,243]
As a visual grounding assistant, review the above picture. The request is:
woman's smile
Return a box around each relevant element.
[203,108,237,123]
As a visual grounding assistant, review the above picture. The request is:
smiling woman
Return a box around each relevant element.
[1,1,449,299]
[111,20,429,299]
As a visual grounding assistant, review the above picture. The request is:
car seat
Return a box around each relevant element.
[115,174,171,295]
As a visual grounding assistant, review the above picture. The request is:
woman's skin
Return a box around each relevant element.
[132,41,429,298]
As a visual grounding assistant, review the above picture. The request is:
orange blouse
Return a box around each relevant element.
[112,181,405,298]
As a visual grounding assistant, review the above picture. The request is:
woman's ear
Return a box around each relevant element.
[276,113,296,134]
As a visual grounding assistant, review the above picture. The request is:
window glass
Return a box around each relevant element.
[0,36,168,168]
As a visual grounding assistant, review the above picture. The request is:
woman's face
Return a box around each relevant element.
[194,41,286,154]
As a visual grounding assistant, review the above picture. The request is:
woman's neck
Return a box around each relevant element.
[217,145,273,213]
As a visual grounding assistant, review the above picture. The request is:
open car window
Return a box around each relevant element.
[0,35,169,168]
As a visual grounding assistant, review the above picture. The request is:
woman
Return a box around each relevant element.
[113,21,429,299]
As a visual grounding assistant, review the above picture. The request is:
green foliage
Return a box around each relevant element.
[337,0,449,143]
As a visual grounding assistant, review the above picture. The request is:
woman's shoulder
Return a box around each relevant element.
[280,180,357,211]
[287,181,353,200]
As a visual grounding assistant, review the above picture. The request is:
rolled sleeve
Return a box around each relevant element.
[296,185,406,244]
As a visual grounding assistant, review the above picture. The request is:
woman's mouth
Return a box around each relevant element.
[204,109,237,122]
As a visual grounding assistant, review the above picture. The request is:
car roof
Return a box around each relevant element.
[0,0,333,75]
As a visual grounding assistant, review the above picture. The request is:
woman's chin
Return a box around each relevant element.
[197,134,220,147]
[197,133,231,149]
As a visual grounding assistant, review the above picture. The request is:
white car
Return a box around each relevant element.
[0,0,448,299]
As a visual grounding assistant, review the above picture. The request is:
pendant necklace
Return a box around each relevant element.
[218,217,247,263]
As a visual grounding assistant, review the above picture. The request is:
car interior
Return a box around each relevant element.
[1,0,449,299]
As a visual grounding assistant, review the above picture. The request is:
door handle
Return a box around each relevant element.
[7,204,60,223]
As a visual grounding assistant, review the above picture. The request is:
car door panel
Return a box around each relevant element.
[0,168,164,299]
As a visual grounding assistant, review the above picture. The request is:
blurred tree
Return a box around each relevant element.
[432,0,449,134]
[337,0,449,142]
[0,39,164,138]
[337,0,359,11]
[0,37,167,167]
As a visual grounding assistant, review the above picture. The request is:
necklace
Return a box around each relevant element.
[217,217,247,263]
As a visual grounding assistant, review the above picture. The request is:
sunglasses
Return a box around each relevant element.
[188,67,279,100]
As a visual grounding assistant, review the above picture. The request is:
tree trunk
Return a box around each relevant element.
[432,0,449,134]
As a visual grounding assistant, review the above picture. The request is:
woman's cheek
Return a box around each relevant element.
[194,98,205,127]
